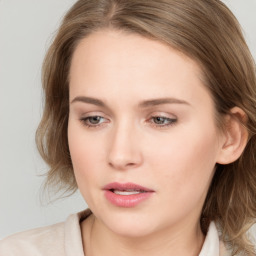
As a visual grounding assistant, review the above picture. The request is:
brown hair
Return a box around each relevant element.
[36,0,256,254]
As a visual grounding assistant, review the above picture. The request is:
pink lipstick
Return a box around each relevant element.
[103,182,154,208]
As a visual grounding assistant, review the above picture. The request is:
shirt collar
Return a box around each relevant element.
[199,222,220,256]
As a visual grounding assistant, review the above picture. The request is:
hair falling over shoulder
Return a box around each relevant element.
[36,0,256,254]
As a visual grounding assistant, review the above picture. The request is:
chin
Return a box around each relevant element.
[110,222,156,238]
[97,208,160,238]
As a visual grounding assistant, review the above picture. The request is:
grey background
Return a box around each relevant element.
[0,0,256,239]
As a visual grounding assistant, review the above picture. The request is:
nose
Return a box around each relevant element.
[107,122,143,170]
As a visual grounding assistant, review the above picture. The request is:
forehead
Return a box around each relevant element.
[70,29,201,79]
[69,29,211,110]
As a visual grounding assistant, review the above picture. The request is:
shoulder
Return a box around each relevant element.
[0,209,91,256]
[0,222,65,256]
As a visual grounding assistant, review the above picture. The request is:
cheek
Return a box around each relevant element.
[68,121,104,187]
[68,123,108,211]
[146,125,219,197]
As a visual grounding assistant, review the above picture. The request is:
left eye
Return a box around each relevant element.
[150,116,177,126]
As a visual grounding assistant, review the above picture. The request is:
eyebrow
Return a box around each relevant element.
[70,96,190,108]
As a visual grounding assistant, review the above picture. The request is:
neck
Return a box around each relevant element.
[81,214,205,256]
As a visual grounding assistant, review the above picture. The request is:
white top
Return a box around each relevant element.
[0,209,230,256]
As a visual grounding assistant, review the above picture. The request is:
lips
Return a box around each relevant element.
[103,182,155,207]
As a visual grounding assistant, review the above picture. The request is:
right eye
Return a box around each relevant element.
[80,116,107,128]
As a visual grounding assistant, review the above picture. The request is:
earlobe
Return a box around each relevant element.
[217,107,249,165]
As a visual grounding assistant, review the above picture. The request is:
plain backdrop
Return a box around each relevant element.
[0,0,256,239]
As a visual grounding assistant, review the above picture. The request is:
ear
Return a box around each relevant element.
[217,107,249,165]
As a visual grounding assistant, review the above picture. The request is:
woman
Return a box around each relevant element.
[1,0,256,255]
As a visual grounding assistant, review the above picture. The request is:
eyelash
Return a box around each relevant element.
[79,115,177,129]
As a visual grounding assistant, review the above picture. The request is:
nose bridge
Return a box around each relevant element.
[107,118,142,170]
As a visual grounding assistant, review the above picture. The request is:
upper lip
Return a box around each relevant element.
[103,182,154,192]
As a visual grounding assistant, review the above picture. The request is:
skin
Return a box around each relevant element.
[68,29,245,256]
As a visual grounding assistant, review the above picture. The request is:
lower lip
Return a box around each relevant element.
[104,190,153,208]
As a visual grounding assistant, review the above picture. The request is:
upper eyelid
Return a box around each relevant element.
[79,111,109,118]
[80,113,176,119]
[71,100,187,118]
[79,109,177,118]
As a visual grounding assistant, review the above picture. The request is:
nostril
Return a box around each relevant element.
[108,159,140,170]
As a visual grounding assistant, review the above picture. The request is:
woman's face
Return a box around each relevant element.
[68,29,224,237]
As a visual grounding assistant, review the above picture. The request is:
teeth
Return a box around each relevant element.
[113,190,143,195]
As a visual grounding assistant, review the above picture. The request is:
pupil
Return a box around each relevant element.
[90,116,101,124]
[154,117,165,124]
